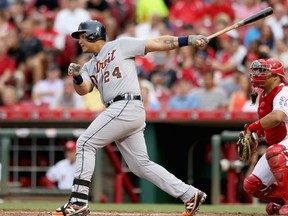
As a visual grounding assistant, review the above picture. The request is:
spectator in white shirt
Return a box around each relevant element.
[53,0,91,36]
[32,63,64,106]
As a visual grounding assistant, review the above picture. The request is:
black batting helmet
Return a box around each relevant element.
[71,20,106,42]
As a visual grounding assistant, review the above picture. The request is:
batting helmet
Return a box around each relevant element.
[250,58,287,88]
[71,20,106,42]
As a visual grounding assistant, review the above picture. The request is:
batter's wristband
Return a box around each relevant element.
[73,75,83,85]
[178,36,188,47]
[248,120,263,132]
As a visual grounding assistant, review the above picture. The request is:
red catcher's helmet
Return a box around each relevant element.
[249,58,287,88]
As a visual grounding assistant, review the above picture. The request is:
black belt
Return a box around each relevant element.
[106,94,142,107]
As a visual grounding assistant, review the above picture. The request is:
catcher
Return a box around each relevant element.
[238,58,288,215]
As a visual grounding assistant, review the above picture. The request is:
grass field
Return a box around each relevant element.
[0,200,268,215]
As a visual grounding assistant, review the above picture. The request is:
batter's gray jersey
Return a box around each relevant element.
[81,38,146,106]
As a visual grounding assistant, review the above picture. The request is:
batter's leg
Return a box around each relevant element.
[116,130,199,203]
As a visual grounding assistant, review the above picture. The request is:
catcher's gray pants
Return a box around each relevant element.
[71,100,197,203]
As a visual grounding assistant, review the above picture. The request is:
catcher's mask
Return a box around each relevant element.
[250,58,287,88]
[71,20,106,42]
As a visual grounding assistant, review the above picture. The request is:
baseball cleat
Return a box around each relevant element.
[181,190,207,216]
[51,202,90,216]
[266,202,282,215]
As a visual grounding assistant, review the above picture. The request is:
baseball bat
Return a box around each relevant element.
[207,7,273,41]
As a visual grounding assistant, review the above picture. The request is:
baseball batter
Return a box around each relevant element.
[242,58,288,215]
[51,20,208,216]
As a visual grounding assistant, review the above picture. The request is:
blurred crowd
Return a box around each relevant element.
[0,0,288,112]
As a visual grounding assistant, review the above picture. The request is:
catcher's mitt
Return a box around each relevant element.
[236,131,258,162]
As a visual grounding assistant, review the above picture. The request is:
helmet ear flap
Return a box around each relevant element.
[266,58,287,84]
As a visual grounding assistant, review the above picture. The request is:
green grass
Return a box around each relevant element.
[0,201,266,214]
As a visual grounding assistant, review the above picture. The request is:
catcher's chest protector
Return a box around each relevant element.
[259,85,286,145]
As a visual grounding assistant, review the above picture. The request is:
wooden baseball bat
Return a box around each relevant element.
[207,7,273,41]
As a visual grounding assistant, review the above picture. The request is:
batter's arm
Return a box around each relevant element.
[145,36,179,53]
[145,34,208,54]
[73,80,93,96]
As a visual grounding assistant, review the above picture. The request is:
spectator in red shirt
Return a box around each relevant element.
[210,34,234,77]
[33,11,65,69]
[210,33,247,97]
[180,50,211,88]
[204,0,235,25]
[33,11,59,49]
[168,0,205,29]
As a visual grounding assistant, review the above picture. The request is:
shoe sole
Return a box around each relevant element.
[70,209,90,216]
[51,209,90,216]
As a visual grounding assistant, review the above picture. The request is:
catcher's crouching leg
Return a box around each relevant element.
[243,174,284,205]
[266,144,288,203]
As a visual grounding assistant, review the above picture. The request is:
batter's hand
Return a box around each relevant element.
[188,35,209,48]
[68,63,81,77]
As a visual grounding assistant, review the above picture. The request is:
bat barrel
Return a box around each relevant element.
[207,7,273,41]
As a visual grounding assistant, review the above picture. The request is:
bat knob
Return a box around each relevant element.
[195,39,209,48]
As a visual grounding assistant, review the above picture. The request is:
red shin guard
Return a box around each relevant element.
[266,144,288,204]
[243,174,284,205]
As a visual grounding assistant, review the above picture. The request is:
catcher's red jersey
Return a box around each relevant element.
[258,85,287,145]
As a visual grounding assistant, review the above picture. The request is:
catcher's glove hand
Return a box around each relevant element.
[236,131,258,162]
[68,63,81,77]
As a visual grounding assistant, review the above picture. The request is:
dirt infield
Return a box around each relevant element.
[0,211,268,216]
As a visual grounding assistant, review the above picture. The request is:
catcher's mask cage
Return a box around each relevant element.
[250,58,287,88]
[71,20,106,42]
